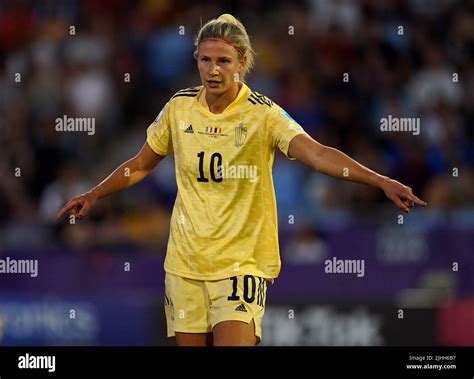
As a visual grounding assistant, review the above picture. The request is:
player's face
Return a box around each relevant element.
[197,40,244,94]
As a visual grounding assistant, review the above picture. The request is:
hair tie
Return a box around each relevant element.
[200,37,244,57]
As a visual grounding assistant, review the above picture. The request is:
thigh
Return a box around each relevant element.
[207,275,268,346]
[212,319,257,346]
[164,273,212,340]
[175,332,213,346]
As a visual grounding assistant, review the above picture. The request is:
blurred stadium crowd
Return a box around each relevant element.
[1,0,474,252]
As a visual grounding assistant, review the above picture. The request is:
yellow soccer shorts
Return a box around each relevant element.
[164,272,268,343]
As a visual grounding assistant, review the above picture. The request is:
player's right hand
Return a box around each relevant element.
[56,190,98,221]
[381,178,427,213]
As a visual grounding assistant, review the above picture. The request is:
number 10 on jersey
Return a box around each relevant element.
[197,151,223,182]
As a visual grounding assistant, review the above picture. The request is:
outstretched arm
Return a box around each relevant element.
[288,134,427,213]
[56,142,165,220]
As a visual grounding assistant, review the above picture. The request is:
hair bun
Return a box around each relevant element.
[218,13,240,25]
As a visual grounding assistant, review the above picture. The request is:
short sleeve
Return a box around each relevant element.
[268,105,307,160]
[146,102,173,156]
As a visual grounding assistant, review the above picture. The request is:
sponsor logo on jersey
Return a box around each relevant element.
[184,124,194,133]
[235,304,247,313]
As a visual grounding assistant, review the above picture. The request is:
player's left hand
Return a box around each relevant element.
[381,177,427,213]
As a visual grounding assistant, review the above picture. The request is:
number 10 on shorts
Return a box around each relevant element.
[227,275,266,307]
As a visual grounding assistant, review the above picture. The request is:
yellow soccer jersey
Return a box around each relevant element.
[146,83,307,280]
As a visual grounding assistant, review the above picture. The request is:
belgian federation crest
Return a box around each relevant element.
[235,123,247,147]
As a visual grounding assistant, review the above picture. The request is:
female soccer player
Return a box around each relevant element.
[56,14,426,346]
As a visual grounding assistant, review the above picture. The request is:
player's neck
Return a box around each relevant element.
[205,82,242,114]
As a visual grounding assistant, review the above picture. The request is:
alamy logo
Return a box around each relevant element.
[217,163,258,183]
[55,115,95,135]
[380,115,420,135]
[0,257,38,277]
[324,257,365,277]
[18,354,55,373]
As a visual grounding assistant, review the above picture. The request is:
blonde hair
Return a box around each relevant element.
[194,14,255,81]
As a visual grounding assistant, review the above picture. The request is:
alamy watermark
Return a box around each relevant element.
[324,257,365,277]
[18,354,55,373]
[55,115,95,135]
[0,257,38,277]
[218,163,258,183]
[380,115,420,135]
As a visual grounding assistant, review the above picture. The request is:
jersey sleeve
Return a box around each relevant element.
[268,105,308,160]
[146,101,173,156]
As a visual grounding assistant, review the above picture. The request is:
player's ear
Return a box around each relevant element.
[239,55,247,72]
